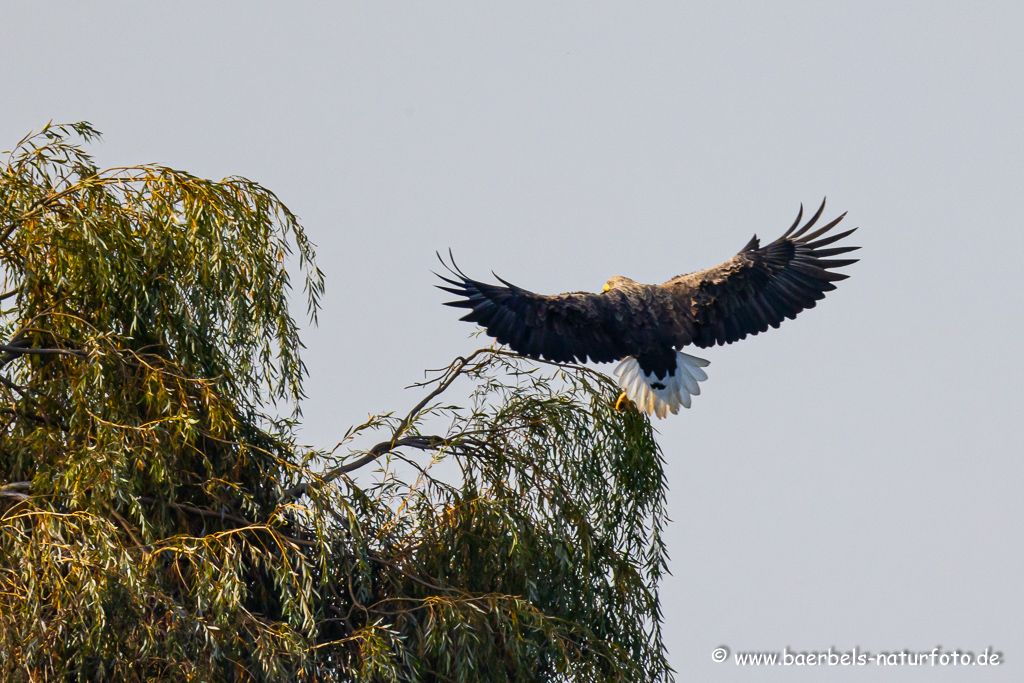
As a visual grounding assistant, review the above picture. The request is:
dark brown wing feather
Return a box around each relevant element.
[436,255,645,363]
[438,199,858,362]
[662,199,859,348]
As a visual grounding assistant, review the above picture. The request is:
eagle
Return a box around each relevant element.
[437,200,859,418]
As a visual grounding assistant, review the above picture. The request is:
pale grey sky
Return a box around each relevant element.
[3,2,1021,679]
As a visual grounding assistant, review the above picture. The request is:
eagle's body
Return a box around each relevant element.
[438,200,859,418]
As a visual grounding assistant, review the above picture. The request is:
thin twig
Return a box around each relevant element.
[106,505,145,549]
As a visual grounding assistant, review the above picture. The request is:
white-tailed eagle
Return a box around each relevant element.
[438,200,859,418]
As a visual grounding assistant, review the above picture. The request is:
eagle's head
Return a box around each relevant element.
[603,275,637,292]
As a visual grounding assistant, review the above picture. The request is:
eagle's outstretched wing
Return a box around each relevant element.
[438,199,858,361]
[436,257,640,364]
[665,199,859,348]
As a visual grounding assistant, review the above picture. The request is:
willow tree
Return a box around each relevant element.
[0,123,671,682]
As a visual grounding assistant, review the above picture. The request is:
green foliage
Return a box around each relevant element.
[0,124,671,681]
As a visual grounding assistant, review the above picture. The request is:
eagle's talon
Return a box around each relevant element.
[614,392,634,413]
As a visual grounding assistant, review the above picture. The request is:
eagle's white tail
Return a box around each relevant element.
[613,351,710,419]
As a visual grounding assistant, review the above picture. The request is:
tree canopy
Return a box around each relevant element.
[0,123,672,682]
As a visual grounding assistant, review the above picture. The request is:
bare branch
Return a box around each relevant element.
[396,347,493,438]
[136,496,318,548]
[0,406,67,431]
[138,496,253,528]
[0,344,87,359]
[330,434,481,476]
[0,481,31,502]
[0,375,29,396]
[282,347,495,503]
